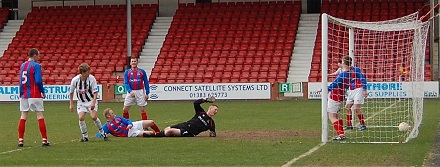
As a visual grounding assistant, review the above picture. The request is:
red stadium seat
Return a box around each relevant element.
[149,2,299,83]
[1,5,159,85]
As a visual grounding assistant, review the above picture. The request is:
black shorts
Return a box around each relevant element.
[170,123,195,137]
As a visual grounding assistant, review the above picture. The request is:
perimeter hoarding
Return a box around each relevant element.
[308,81,438,99]
[0,85,103,101]
[147,83,271,100]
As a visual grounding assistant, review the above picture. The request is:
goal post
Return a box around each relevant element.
[321,12,429,143]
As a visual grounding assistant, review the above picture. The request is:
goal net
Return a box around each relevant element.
[321,12,429,143]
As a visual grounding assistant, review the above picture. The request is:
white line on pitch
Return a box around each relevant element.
[281,143,326,167]
[282,101,398,166]
[0,139,77,155]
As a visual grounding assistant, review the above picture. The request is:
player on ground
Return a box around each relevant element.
[325,56,351,141]
[69,63,108,142]
[344,55,368,131]
[122,57,160,132]
[17,48,51,147]
[102,108,158,137]
[149,96,217,137]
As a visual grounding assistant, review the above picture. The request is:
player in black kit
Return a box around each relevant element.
[149,96,217,137]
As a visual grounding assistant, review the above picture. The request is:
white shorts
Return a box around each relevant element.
[327,98,342,114]
[127,121,144,137]
[76,101,98,114]
[346,88,365,105]
[20,98,44,112]
[124,89,147,107]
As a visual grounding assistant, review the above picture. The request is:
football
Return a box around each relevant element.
[398,122,410,132]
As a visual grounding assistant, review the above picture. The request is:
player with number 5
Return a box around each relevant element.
[17,48,51,147]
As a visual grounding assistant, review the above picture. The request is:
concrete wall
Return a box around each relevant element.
[18,0,173,19]
[17,0,303,19]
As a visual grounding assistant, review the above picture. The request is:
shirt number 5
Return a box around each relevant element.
[21,71,28,84]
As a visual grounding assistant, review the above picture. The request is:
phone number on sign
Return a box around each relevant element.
[189,92,228,98]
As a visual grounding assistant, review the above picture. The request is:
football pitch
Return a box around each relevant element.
[0,99,439,166]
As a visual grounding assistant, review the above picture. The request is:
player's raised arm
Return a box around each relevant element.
[193,96,215,114]
[193,98,205,114]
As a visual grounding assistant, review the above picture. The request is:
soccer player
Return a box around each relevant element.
[69,63,108,142]
[325,56,351,141]
[101,108,158,137]
[122,57,160,132]
[150,96,217,137]
[17,48,51,147]
[344,55,368,131]
[329,60,343,76]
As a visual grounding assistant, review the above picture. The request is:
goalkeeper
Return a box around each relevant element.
[149,96,218,137]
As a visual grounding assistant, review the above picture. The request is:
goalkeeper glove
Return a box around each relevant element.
[205,96,215,103]
[209,131,216,137]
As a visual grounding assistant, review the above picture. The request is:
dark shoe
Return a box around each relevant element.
[80,137,89,142]
[344,126,354,130]
[103,134,109,141]
[333,135,346,141]
[42,142,51,147]
[18,139,24,147]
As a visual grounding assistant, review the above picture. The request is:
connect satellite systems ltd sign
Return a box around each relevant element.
[0,85,103,101]
[147,83,271,100]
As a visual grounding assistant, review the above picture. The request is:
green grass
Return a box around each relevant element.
[0,99,439,166]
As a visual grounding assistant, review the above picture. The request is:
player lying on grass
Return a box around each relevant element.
[147,96,217,137]
[101,108,160,138]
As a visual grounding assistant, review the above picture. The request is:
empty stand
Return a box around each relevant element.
[1,4,158,85]
[150,1,301,84]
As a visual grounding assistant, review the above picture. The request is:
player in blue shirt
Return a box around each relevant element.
[344,55,368,131]
[102,108,158,137]
[325,57,350,141]
[122,57,160,132]
[17,48,50,147]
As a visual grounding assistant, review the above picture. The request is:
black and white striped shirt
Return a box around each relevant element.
[70,74,98,103]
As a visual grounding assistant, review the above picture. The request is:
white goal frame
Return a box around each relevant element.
[321,12,429,143]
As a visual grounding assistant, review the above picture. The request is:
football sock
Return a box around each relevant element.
[346,114,353,127]
[151,123,160,132]
[38,118,48,140]
[333,119,344,135]
[79,120,88,138]
[123,112,130,119]
[18,119,26,140]
[141,112,148,120]
[93,118,105,135]
[357,113,365,126]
